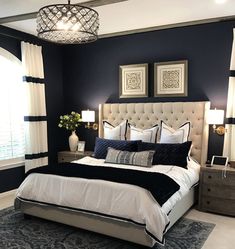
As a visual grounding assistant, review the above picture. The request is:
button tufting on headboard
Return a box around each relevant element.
[99,102,210,165]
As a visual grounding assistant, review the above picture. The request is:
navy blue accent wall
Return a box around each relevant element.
[62,21,235,160]
[0,26,65,193]
[0,167,25,193]
[43,42,66,164]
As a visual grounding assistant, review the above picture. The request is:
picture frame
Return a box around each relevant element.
[211,155,228,167]
[119,63,148,98]
[154,60,188,97]
[77,141,85,152]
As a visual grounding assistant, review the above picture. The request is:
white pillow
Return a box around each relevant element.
[160,121,190,144]
[129,124,158,143]
[103,120,127,140]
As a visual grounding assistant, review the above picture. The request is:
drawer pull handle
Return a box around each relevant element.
[207,188,211,192]
[206,201,210,205]
[208,175,212,179]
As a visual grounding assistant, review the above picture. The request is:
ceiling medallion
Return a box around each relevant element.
[36,0,99,44]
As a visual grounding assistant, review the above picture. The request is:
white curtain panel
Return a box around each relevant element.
[223,29,235,161]
[21,42,48,172]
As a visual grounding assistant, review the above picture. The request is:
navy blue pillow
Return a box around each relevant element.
[138,141,192,169]
[94,138,140,159]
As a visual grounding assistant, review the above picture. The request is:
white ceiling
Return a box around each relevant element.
[1,0,235,38]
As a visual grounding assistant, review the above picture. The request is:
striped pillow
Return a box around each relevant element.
[105,147,155,167]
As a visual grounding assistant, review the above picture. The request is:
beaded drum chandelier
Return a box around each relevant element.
[36,0,99,44]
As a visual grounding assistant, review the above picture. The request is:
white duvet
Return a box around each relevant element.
[16,157,200,245]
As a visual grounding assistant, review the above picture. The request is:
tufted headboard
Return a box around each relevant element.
[99,101,210,165]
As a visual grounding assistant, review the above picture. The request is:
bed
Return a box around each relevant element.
[15,101,210,247]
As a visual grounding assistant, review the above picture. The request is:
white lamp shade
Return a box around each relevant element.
[208,109,224,124]
[82,110,95,122]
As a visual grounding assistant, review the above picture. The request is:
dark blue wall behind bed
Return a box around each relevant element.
[62,20,235,160]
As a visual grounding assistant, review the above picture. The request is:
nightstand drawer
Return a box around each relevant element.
[199,165,235,216]
[202,184,235,199]
[201,196,235,216]
[203,171,235,186]
[58,151,93,163]
[58,155,76,163]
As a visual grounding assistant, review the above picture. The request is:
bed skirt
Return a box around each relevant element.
[15,186,196,247]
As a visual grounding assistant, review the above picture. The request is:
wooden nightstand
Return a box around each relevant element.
[198,165,235,216]
[58,151,93,163]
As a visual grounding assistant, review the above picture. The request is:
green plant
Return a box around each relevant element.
[58,111,81,131]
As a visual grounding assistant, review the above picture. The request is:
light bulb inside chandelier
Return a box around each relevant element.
[36,0,99,44]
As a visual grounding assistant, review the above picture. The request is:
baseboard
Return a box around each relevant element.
[0,189,17,198]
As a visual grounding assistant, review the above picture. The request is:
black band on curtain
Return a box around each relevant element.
[227,118,235,124]
[229,70,235,77]
[24,116,47,121]
[25,152,48,160]
[23,76,44,84]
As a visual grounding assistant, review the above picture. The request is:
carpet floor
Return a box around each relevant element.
[0,207,215,249]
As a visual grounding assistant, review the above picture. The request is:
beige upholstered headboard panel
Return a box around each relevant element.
[99,102,210,165]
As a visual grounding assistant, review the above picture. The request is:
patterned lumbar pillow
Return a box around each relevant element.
[105,147,155,167]
[103,120,127,140]
[129,124,158,143]
[159,121,190,143]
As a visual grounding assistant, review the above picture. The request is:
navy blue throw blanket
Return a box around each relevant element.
[26,163,180,206]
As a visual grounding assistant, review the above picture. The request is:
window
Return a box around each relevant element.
[0,48,25,167]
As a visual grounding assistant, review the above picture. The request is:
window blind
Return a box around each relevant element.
[0,50,25,165]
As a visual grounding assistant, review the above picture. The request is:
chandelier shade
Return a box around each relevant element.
[36,1,99,44]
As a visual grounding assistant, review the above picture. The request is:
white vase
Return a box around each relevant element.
[69,131,79,152]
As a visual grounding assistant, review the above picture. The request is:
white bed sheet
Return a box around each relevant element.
[16,157,200,245]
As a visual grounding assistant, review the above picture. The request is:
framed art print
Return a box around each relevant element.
[119,63,148,98]
[77,141,85,152]
[154,60,188,97]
